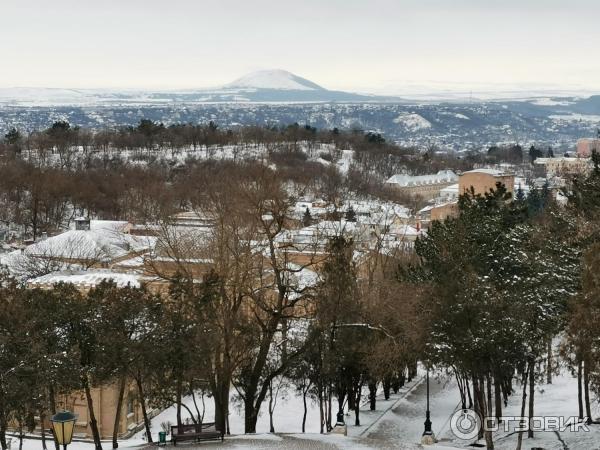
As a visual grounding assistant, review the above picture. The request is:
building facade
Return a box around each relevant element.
[459,169,514,197]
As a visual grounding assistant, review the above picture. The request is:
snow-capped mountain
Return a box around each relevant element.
[225,69,325,91]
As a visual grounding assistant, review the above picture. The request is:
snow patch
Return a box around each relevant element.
[393,113,432,131]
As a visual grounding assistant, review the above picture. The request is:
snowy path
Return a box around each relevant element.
[359,375,461,449]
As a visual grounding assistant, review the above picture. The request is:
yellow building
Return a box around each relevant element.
[459,169,514,197]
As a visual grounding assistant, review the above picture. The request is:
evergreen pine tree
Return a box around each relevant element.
[302,207,312,227]
[345,205,357,222]
[4,127,21,145]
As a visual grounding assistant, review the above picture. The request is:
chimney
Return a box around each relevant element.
[75,217,91,231]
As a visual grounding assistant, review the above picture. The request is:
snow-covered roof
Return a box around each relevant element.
[463,168,509,176]
[533,157,589,165]
[88,220,130,232]
[418,201,458,214]
[28,269,145,288]
[386,170,457,187]
[388,224,422,237]
[275,220,361,249]
[440,183,459,194]
[23,228,155,262]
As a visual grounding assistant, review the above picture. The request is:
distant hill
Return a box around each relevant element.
[0,70,400,105]
[226,69,325,91]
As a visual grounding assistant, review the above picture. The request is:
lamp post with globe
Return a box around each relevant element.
[50,411,77,450]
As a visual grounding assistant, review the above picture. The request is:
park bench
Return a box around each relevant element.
[171,422,223,445]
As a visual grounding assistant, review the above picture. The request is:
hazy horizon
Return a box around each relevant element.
[3,0,600,93]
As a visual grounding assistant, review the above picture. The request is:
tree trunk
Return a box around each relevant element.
[486,375,493,418]
[368,381,377,411]
[528,360,534,439]
[0,419,6,450]
[383,377,391,400]
[466,377,473,409]
[302,386,308,433]
[318,381,324,434]
[83,376,103,450]
[392,375,400,394]
[546,339,553,384]
[494,377,502,421]
[472,378,481,438]
[584,358,592,424]
[455,372,466,410]
[578,359,584,421]
[191,389,202,425]
[135,376,152,443]
[40,410,48,450]
[48,385,59,450]
[112,374,127,448]
[327,385,332,431]
[354,381,362,426]
[212,378,230,436]
[475,377,493,450]
[347,383,355,411]
[516,370,528,450]
[176,375,183,428]
[244,400,259,434]
[501,379,509,407]
[268,381,275,433]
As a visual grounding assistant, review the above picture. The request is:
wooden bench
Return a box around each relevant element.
[171,422,223,445]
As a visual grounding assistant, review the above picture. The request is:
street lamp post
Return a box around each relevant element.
[50,411,77,450]
[421,367,436,445]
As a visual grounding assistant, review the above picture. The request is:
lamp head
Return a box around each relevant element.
[50,411,77,446]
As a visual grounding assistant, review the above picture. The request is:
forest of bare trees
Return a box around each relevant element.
[0,120,483,240]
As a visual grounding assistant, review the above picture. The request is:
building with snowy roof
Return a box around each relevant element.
[417,201,459,227]
[386,170,458,200]
[22,220,154,266]
[533,156,591,179]
[459,168,515,197]
[440,183,459,200]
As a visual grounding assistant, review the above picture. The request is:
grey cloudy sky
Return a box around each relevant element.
[2,0,600,92]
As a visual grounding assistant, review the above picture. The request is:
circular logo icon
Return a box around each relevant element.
[450,409,481,440]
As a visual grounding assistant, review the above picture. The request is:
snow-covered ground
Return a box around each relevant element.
[10,368,600,449]
[438,367,600,450]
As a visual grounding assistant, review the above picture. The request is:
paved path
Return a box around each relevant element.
[360,376,460,449]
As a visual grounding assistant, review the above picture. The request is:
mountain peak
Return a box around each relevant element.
[226,69,325,91]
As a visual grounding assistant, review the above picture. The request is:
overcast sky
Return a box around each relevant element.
[2,0,600,92]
